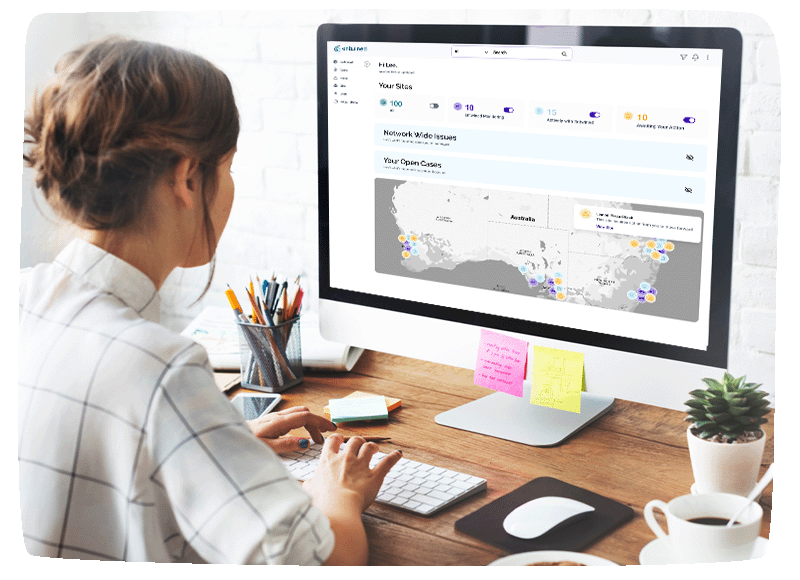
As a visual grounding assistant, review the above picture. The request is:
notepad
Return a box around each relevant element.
[328,395,389,424]
[530,346,584,413]
[323,391,401,418]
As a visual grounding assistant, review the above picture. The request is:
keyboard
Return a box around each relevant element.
[280,442,487,516]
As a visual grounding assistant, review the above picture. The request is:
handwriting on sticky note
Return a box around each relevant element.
[474,329,528,397]
[530,346,584,413]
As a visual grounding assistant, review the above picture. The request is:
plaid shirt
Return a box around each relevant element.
[18,238,334,564]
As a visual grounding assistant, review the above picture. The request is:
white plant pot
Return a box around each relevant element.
[686,426,766,496]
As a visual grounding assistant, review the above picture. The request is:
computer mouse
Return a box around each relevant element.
[502,496,595,540]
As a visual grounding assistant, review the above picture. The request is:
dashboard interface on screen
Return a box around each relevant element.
[326,40,723,352]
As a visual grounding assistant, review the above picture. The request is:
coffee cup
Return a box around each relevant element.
[644,492,762,564]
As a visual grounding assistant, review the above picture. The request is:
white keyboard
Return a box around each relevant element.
[280,443,487,516]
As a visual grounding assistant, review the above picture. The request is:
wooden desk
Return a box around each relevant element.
[226,350,773,566]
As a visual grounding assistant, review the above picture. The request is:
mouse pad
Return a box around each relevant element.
[454,477,634,554]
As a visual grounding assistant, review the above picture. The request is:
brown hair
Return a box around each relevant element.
[24,36,239,295]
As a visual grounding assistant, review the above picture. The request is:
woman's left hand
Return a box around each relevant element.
[247,405,337,454]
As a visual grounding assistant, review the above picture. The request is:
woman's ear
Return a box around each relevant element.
[170,157,202,210]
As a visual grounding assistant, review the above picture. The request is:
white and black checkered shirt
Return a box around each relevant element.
[18,238,334,564]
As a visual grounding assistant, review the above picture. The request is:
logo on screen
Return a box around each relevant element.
[334,45,367,53]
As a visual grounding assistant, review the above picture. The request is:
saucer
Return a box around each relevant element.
[639,536,768,565]
[691,483,761,500]
[490,550,618,566]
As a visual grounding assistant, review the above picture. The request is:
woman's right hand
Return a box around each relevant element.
[302,434,402,514]
[303,434,402,565]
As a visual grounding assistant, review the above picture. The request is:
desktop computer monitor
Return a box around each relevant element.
[316,24,742,446]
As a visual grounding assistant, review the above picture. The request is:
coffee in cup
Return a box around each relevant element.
[644,492,762,564]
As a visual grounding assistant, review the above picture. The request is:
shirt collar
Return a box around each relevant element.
[56,238,161,323]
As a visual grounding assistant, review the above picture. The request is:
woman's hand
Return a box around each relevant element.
[300,434,402,565]
[246,405,337,454]
[302,434,402,514]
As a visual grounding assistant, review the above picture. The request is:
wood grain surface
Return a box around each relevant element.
[227,349,774,566]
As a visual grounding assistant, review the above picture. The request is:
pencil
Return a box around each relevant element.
[288,286,303,320]
[341,437,391,443]
[225,285,244,317]
[249,277,256,319]
[244,286,268,326]
[226,285,268,386]
[281,283,289,322]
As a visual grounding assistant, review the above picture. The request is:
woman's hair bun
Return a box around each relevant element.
[24,36,239,231]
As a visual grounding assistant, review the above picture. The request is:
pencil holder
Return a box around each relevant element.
[236,316,303,393]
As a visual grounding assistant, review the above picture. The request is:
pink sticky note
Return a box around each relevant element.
[474,329,528,397]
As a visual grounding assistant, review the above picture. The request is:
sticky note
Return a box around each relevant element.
[328,396,389,424]
[530,346,584,413]
[323,391,401,418]
[474,329,528,397]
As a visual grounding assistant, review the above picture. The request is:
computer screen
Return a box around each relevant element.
[317,24,742,444]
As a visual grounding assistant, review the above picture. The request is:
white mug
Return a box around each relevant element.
[644,493,762,564]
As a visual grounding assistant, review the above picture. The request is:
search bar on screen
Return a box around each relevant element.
[452,46,573,61]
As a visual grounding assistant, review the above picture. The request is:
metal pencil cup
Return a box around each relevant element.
[237,316,303,393]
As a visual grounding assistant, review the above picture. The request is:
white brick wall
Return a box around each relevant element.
[22,9,781,403]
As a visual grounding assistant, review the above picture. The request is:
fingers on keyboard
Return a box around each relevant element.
[280,444,486,516]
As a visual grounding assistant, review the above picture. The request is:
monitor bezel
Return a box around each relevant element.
[317,24,742,368]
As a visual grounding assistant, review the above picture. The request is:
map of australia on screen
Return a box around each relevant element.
[375,178,703,322]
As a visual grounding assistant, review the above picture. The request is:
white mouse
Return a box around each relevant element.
[502,496,595,540]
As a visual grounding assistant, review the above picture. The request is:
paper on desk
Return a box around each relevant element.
[328,395,388,424]
[530,346,584,413]
[182,306,240,368]
[474,329,528,397]
[182,306,363,371]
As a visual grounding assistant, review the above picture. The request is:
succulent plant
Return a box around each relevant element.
[685,372,770,442]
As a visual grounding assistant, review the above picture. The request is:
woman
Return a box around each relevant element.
[19,36,400,565]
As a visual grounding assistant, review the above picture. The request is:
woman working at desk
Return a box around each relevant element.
[19,36,400,565]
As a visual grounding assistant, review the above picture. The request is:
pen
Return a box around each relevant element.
[272,281,287,319]
[342,437,391,443]
[266,273,277,312]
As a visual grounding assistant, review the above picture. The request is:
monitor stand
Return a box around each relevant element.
[434,381,614,447]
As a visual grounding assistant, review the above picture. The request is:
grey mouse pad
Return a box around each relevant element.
[454,477,634,554]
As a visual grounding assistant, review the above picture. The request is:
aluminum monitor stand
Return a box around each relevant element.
[435,381,615,447]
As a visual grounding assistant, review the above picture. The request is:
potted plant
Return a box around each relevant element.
[684,372,770,496]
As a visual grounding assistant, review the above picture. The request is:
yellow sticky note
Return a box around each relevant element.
[530,346,584,413]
